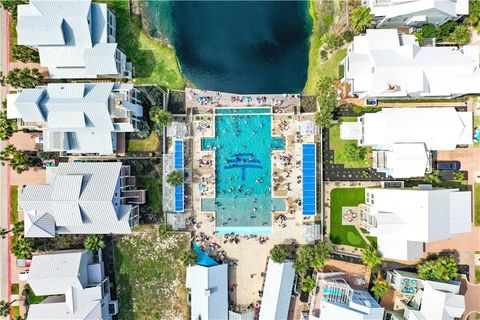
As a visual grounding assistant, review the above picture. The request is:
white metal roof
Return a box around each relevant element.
[259,259,295,320]
[27,250,109,320]
[360,108,472,150]
[345,29,480,98]
[408,280,465,320]
[366,187,471,260]
[16,0,122,79]
[20,162,133,236]
[7,83,141,155]
[186,264,228,320]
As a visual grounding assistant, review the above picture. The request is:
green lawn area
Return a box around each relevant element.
[127,132,160,152]
[136,176,162,214]
[303,0,347,95]
[114,226,190,319]
[11,306,20,319]
[330,188,368,248]
[476,266,480,283]
[10,186,18,224]
[27,289,45,304]
[11,283,19,295]
[475,183,480,227]
[103,0,186,89]
[329,118,372,168]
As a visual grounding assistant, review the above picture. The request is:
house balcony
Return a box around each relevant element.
[121,189,146,205]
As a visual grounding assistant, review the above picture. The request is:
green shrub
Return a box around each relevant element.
[342,30,354,43]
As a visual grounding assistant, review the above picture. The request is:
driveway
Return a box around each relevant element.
[436,147,480,185]
[7,132,41,151]
[10,167,46,186]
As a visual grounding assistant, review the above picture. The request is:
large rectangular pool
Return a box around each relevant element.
[201,108,286,234]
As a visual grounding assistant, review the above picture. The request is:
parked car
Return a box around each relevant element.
[436,161,461,171]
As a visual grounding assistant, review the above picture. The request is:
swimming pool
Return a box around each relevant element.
[201,108,286,233]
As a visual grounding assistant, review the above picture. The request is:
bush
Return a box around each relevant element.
[350,6,372,33]
[320,50,328,62]
[448,25,470,45]
[322,33,341,50]
[338,64,345,79]
[342,30,354,43]
[323,15,334,28]
[137,120,151,139]
[270,245,288,263]
[418,256,458,281]
[344,143,367,162]
[352,105,363,114]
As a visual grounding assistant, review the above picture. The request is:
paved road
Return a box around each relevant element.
[0,8,10,307]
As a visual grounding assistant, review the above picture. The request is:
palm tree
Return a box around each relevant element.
[149,107,173,134]
[0,300,17,317]
[166,170,184,186]
[417,260,436,280]
[180,249,197,267]
[360,246,382,271]
[11,238,34,259]
[84,235,106,252]
[311,242,333,269]
[0,145,30,173]
[0,222,24,239]
[372,278,389,298]
[350,6,372,33]
[302,276,317,293]
[270,245,288,263]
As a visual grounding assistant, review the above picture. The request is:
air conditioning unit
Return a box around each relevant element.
[108,301,118,315]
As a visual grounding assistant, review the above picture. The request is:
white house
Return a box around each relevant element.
[259,259,296,320]
[361,186,471,260]
[7,83,143,156]
[342,29,480,99]
[309,272,384,320]
[186,263,228,320]
[364,0,468,29]
[16,0,131,79]
[340,107,472,178]
[19,162,146,237]
[26,250,118,320]
[385,270,466,320]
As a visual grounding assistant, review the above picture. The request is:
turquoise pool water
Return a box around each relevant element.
[193,242,218,267]
[201,108,286,233]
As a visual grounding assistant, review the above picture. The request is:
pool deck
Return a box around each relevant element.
[188,90,318,307]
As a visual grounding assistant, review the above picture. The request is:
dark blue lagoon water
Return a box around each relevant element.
[144,1,311,94]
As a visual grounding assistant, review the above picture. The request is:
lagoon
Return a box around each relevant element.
[144,1,311,94]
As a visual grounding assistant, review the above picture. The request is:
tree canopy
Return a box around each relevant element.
[149,107,173,134]
[84,235,106,252]
[180,249,197,267]
[166,170,184,186]
[360,246,382,271]
[302,276,317,293]
[372,278,389,298]
[12,237,34,259]
[0,144,30,173]
[350,6,372,33]
[0,100,17,141]
[1,68,44,88]
[294,242,333,275]
[0,222,24,239]
[11,45,40,63]
[270,245,288,263]
[417,256,458,281]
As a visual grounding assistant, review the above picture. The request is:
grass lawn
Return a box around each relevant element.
[475,183,480,227]
[11,306,20,319]
[27,290,45,304]
[476,266,480,283]
[329,118,372,168]
[330,188,368,248]
[114,226,190,320]
[303,0,347,95]
[10,186,18,224]
[127,132,160,152]
[103,0,186,89]
[136,176,162,214]
[11,283,19,295]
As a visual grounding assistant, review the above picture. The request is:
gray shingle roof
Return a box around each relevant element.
[20,162,133,236]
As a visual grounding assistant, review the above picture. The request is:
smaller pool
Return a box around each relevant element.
[192,242,218,267]
[323,288,343,295]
